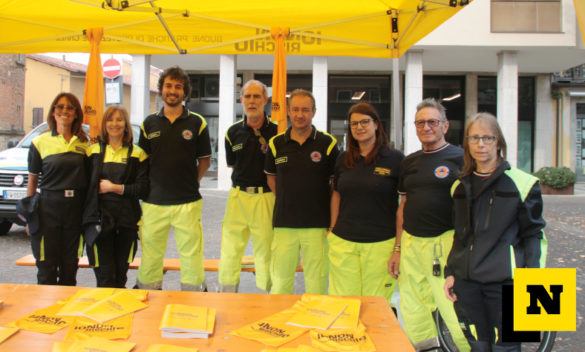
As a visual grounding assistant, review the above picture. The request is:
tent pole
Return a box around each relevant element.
[392,58,402,150]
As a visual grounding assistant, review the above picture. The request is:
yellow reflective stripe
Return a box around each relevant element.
[505,167,538,202]
[510,245,516,279]
[321,131,338,156]
[540,231,548,268]
[140,124,148,138]
[451,179,461,197]
[470,324,477,340]
[494,327,499,344]
[33,133,88,159]
[77,235,84,258]
[190,111,208,135]
[93,244,100,267]
[268,134,283,158]
[40,235,45,261]
[131,145,149,162]
[128,241,136,263]
[87,142,100,156]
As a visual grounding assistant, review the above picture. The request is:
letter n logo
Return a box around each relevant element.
[526,285,563,314]
[513,268,576,331]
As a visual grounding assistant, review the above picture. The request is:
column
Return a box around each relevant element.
[218,54,237,190]
[534,74,555,170]
[312,56,328,131]
[130,55,151,125]
[497,51,518,167]
[403,50,423,155]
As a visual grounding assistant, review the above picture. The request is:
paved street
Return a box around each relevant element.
[0,177,583,351]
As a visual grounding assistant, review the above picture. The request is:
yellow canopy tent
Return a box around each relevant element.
[0,0,471,134]
[0,0,470,58]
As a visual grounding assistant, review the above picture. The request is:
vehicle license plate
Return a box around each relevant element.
[3,190,27,200]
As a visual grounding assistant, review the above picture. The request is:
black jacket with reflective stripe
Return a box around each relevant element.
[445,161,546,283]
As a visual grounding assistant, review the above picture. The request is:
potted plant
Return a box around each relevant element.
[533,167,577,195]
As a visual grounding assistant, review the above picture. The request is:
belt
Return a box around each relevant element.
[42,189,80,198]
[234,186,269,194]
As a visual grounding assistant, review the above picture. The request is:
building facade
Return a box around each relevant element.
[0,54,26,149]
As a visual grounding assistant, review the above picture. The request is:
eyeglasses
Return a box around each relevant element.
[254,129,267,146]
[414,119,442,128]
[55,104,76,112]
[349,119,373,128]
[467,135,497,145]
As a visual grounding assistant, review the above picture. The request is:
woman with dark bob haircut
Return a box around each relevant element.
[26,92,89,285]
[328,102,404,305]
[444,112,546,352]
[83,105,149,288]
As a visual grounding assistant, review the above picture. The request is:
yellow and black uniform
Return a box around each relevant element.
[329,145,403,303]
[136,107,211,291]
[445,162,546,351]
[219,115,277,292]
[264,126,339,294]
[27,130,89,286]
[397,143,469,351]
[83,142,148,288]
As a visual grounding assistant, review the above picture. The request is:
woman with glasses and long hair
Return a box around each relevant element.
[443,112,546,352]
[328,102,404,303]
[83,105,148,288]
[26,92,89,285]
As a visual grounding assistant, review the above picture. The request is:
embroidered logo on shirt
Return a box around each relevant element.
[275,156,288,165]
[374,167,391,176]
[434,166,450,179]
[182,129,193,140]
[232,143,243,152]
[310,151,322,163]
[261,144,269,154]
[147,131,160,139]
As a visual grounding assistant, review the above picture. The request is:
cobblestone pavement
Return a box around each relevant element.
[0,178,583,351]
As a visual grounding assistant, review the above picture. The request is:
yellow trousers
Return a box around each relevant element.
[399,230,470,351]
[328,232,396,304]
[136,200,205,291]
[219,187,275,291]
[270,227,328,295]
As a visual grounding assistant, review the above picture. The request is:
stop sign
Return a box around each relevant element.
[103,58,121,79]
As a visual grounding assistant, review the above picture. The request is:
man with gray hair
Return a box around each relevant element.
[218,80,277,293]
[389,98,470,351]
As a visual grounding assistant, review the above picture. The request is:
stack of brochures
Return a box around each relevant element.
[56,289,148,324]
[159,304,216,339]
[286,295,361,330]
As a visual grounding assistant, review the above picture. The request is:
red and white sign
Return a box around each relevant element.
[103,58,121,79]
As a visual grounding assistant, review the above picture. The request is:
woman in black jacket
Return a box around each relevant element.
[443,112,546,352]
[83,105,149,288]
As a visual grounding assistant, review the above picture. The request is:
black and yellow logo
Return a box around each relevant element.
[373,167,391,176]
[513,268,576,331]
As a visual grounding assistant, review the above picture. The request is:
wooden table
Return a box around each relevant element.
[0,283,414,351]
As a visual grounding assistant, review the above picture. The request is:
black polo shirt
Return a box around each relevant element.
[398,143,463,237]
[225,114,277,189]
[138,107,211,205]
[265,126,339,228]
[333,146,404,243]
[28,131,89,191]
